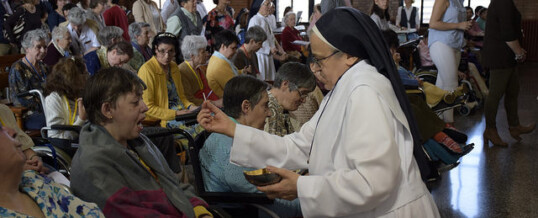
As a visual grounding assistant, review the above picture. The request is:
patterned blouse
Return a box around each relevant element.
[8,59,48,110]
[204,8,234,49]
[0,170,104,217]
[264,90,294,136]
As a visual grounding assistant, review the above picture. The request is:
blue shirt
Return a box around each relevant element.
[199,126,302,217]
[428,0,466,49]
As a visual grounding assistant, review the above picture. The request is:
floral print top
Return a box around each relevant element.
[8,59,48,109]
[204,8,234,49]
[0,170,104,217]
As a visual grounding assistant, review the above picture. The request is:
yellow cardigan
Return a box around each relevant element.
[138,57,194,127]
[206,55,243,98]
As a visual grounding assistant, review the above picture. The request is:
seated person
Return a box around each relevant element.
[383,29,467,153]
[70,67,211,217]
[66,7,100,56]
[206,30,250,98]
[265,62,316,136]
[8,29,49,130]
[179,35,221,106]
[43,26,72,68]
[0,124,103,217]
[383,30,467,107]
[86,41,134,75]
[200,75,302,217]
[44,57,88,140]
[137,33,200,133]
[280,12,305,62]
[128,22,153,70]
[417,31,434,68]
[233,26,266,78]
[0,104,45,174]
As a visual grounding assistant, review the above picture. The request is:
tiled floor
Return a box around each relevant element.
[430,62,538,218]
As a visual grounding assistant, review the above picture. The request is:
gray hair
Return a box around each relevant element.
[51,26,70,42]
[128,22,151,42]
[21,29,49,49]
[273,62,316,92]
[67,7,87,25]
[181,35,207,61]
[283,12,296,25]
[245,26,267,43]
[98,26,124,47]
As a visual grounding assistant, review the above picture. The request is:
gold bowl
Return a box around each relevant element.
[243,168,282,186]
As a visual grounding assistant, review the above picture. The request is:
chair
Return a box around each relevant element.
[189,130,278,217]
[0,54,28,130]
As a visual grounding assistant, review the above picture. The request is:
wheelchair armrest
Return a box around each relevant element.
[50,125,82,132]
[200,192,274,204]
[175,112,198,122]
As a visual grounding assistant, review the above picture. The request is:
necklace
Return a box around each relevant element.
[185,61,203,90]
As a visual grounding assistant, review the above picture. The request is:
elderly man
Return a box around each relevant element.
[247,0,286,81]
[197,8,439,217]
[128,22,152,70]
[43,26,72,68]
[66,7,100,56]
[264,62,315,136]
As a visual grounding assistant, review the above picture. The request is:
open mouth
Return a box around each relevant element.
[137,116,145,132]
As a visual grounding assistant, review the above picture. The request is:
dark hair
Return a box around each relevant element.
[83,67,146,124]
[473,6,484,20]
[152,32,179,59]
[382,29,399,50]
[179,0,192,5]
[283,6,292,15]
[112,0,119,5]
[214,29,239,51]
[62,3,77,12]
[370,1,390,20]
[44,57,88,100]
[223,75,268,119]
[108,41,134,58]
[212,0,218,4]
[89,0,107,9]
[465,6,473,13]
[273,62,316,92]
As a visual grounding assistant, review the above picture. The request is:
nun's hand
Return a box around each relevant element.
[257,166,299,201]
[197,101,236,137]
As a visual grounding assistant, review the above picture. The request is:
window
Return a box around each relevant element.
[420,0,490,24]
[277,0,312,23]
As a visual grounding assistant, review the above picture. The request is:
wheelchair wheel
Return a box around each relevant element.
[33,146,72,178]
[458,105,471,116]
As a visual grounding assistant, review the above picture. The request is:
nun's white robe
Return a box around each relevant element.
[230,61,440,217]
[248,13,276,81]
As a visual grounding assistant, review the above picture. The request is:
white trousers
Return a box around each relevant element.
[255,52,276,81]
[430,41,461,122]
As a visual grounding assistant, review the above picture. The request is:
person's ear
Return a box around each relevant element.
[101,102,114,120]
[281,80,290,91]
[344,53,359,67]
[241,99,251,114]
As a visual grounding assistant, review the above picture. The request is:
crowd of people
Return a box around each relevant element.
[0,0,533,217]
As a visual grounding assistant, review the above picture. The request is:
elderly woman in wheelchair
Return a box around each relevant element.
[0,124,103,217]
[70,67,211,217]
[199,75,302,217]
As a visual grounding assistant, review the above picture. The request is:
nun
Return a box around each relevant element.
[197,8,439,217]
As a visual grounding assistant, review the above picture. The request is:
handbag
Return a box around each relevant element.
[3,9,25,42]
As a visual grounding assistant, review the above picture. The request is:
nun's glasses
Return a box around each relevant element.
[310,50,340,69]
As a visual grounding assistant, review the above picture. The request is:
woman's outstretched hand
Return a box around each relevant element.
[197,101,236,137]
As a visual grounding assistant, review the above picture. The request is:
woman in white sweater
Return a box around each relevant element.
[44,57,88,139]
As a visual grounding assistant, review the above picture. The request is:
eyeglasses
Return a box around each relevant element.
[309,50,339,70]
[297,90,309,99]
[157,49,176,56]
